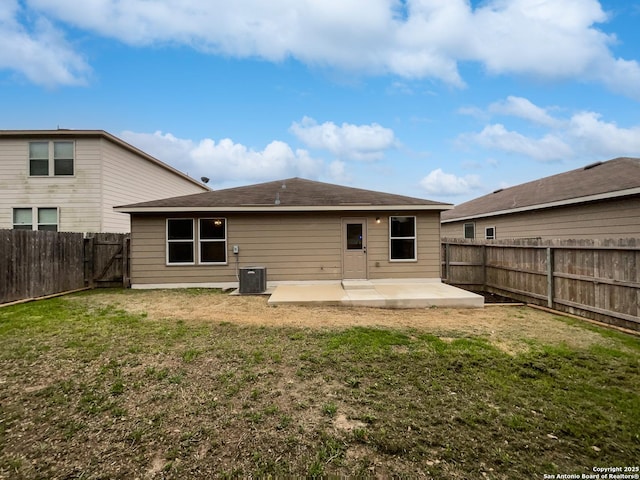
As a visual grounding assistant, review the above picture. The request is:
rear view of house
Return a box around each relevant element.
[115,178,453,288]
[441,158,640,240]
[0,130,209,233]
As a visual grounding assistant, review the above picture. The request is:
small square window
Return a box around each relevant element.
[201,241,226,263]
[13,208,33,230]
[168,219,194,240]
[485,226,496,240]
[38,208,58,231]
[464,223,475,239]
[200,218,225,240]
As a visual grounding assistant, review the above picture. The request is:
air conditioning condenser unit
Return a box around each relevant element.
[239,266,267,294]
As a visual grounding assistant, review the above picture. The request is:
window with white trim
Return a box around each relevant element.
[13,207,58,231]
[29,141,74,176]
[167,219,194,264]
[390,216,416,261]
[485,226,496,240]
[464,222,475,239]
[38,208,58,231]
[13,208,33,230]
[199,218,227,264]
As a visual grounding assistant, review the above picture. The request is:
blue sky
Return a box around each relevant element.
[2,0,640,204]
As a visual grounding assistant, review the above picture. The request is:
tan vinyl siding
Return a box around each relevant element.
[1,134,207,233]
[441,197,640,240]
[100,139,207,233]
[0,138,103,232]
[367,211,441,279]
[130,211,443,285]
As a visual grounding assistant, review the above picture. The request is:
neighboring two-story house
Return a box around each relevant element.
[0,130,209,233]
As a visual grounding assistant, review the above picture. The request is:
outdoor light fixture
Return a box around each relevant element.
[376,217,381,224]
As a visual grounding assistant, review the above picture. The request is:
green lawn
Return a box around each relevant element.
[0,290,638,479]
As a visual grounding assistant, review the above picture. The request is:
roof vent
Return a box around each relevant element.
[275,192,281,205]
[282,182,287,189]
[584,161,602,170]
[492,188,504,194]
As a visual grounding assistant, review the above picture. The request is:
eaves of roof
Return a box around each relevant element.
[115,204,452,213]
[441,186,640,223]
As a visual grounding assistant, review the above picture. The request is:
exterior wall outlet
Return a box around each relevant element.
[233,245,239,254]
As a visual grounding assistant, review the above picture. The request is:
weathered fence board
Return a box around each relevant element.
[0,230,85,303]
[1,230,130,304]
[442,238,640,331]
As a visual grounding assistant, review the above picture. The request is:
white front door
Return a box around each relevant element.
[342,218,367,279]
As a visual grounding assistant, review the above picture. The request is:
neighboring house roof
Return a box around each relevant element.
[115,177,452,213]
[0,129,209,191]
[442,157,640,223]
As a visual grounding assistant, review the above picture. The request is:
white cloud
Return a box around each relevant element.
[467,124,573,162]
[289,116,396,161]
[120,130,324,184]
[457,106,489,121]
[488,96,560,128]
[462,96,640,161]
[567,112,640,157]
[420,168,481,196]
[0,0,90,86]
[10,0,640,97]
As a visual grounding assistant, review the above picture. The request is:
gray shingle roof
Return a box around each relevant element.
[442,157,640,222]
[116,177,451,211]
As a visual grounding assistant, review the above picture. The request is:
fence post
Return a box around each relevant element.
[444,243,450,282]
[546,247,554,308]
[84,236,95,288]
[122,235,130,288]
[481,244,487,290]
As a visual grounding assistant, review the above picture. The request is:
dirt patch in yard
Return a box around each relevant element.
[73,289,612,353]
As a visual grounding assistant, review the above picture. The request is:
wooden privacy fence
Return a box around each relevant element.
[0,229,130,304]
[442,238,640,331]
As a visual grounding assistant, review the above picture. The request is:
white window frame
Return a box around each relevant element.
[464,222,475,239]
[198,218,228,265]
[166,218,195,265]
[12,207,59,231]
[485,226,496,240]
[28,141,75,177]
[13,208,33,230]
[37,208,59,231]
[389,215,417,262]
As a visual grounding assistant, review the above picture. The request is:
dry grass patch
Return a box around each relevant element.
[1,289,638,479]
[72,288,615,354]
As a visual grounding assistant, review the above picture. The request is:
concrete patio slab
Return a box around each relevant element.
[267,280,483,309]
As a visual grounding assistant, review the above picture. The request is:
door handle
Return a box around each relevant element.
[363,246,367,253]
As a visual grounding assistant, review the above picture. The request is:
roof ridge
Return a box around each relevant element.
[116,176,452,211]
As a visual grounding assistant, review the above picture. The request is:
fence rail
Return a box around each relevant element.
[442,238,640,331]
[1,230,129,304]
